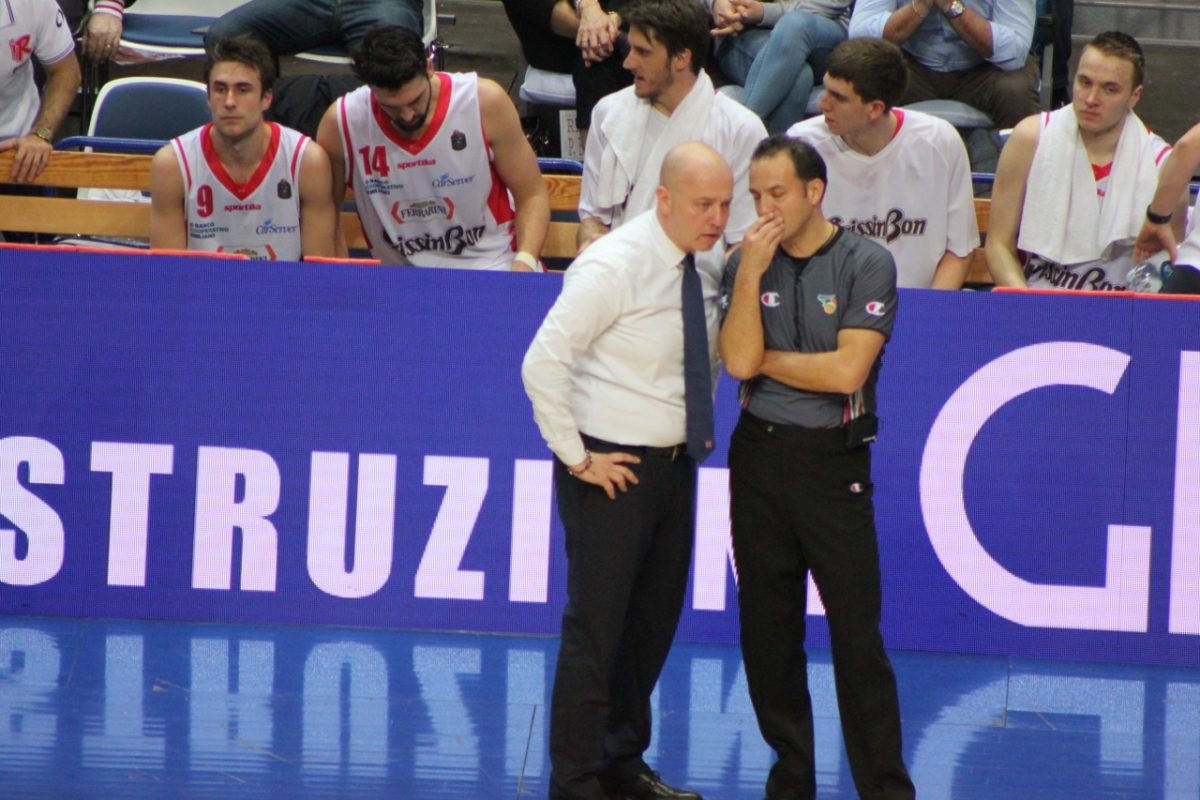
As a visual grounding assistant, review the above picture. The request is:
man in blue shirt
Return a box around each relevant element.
[849,0,1038,128]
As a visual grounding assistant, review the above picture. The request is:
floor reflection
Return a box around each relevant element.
[1,617,1197,798]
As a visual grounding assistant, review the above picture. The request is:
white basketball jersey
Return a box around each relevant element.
[172,122,308,261]
[336,75,516,269]
[789,110,979,288]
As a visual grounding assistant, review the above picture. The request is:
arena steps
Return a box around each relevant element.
[1075,0,1200,47]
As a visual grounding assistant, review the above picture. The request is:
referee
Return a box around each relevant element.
[522,141,730,800]
[719,135,915,800]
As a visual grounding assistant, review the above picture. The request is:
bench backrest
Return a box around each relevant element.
[0,150,992,283]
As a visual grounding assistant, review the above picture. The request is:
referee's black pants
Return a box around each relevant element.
[548,437,697,800]
[729,413,915,800]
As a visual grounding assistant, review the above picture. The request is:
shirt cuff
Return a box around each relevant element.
[759,3,785,27]
[549,437,587,469]
[93,0,126,18]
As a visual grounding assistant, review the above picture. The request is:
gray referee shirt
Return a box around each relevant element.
[719,228,897,428]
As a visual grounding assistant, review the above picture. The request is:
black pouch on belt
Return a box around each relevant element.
[843,412,878,450]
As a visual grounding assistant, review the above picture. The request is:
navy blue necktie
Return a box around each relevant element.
[681,254,714,463]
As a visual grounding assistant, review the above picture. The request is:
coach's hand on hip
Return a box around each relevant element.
[568,451,641,499]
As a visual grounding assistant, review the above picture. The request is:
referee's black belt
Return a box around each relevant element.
[581,434,687,461]
[738,411,844,446]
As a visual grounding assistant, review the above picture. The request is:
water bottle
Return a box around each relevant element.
[1127,256,1174,293]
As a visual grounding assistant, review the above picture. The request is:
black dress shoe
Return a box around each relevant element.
[601,770,704,800]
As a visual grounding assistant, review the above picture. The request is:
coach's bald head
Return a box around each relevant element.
[656,142,734,254]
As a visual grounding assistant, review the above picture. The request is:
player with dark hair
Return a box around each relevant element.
[150,35,336,260]
[787,38,978,289]
[316,25,550,270]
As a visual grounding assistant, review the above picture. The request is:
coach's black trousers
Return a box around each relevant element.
[548,438,697,800]
[729,413,914,800]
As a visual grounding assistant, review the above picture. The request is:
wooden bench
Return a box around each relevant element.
[0,150,993,284]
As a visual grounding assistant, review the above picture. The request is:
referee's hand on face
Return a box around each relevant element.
[738,212,785,275]
[571,451,641,500]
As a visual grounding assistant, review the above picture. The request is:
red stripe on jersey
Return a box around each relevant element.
[201,122,282,201]
[890,108,905,142]
[289,135,307,181]
[173,137,193,191]
[1091,161,1113,182]
[369,72,453,154]
[1155,145,1172,166]
[480,90,514,232]
[338,98,354,186]
[486,160,516,229]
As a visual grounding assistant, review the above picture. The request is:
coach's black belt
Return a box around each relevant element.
[581,434,688,461]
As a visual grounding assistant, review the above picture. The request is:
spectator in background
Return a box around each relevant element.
[987,32,1187,291]
[577,0,766,281]
[315,25,549,270]
[205,0,423,61]
[710,0,850,133]
[149,36,336,260]
[501,0,632,143]
[0,0,81,183]
[72,0,133,64]
[849,0,1039,129]
[788,38,978,289]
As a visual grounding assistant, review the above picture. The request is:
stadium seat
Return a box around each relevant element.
[87,76,209,142]
[65,77,209,246]
[519,66,575,108]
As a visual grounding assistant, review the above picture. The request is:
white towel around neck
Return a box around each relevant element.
[593,70,718,226]
[1019,106,1167,265]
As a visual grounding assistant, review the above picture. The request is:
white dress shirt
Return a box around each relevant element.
[522,210,721,467]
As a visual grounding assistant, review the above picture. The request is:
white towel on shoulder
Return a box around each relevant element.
[593,70,718,221]
[1019,106,1167,265]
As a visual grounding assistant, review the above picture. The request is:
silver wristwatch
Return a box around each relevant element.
[946,0,966,19]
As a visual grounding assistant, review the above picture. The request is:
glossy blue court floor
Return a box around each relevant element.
[2,616,1198,799]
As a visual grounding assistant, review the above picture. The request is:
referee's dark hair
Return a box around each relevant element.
[204,34,277,94]
[623,0,710,75]
[752,134,828,187]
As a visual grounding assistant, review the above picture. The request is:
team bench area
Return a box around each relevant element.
[0,150,993,284]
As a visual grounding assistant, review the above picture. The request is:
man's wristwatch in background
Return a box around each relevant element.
[945,0,965,19]
[33,126,53,143]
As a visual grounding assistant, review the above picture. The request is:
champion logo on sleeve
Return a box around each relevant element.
[865,301,887,316]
